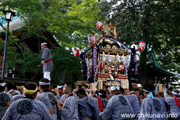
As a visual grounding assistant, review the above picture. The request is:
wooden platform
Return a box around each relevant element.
[2,78,38,85]
[2,78,58,87]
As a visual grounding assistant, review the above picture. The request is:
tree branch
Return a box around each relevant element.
[0,23,6,31]
[0,23,24,55]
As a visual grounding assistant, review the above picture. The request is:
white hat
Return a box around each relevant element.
[41,42,47,46]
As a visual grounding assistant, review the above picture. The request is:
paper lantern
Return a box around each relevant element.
[73,48,79,57]
[139,41,146,51]
[119,64,125,71]
[88,34,95,45]
[96,20,103,30]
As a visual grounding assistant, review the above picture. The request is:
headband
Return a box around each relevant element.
[57,85,63,89]
[98,92,106,97]
[8,89,15,93]
[99,93,102,96]
[23,86,38,95]
[41,42,47,46]
[39,82,50,86]
[143,89,157,98]
[172,91,179,95]
[110,86,120,91]
[0,82,6,86]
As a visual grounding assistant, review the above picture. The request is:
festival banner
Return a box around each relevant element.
[93,47,97,82]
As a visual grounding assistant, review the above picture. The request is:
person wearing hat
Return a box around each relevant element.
[99,86,133,120]
[41,42,53,82]
[36,78,57,120]
[139,83,167,120]
[0,81,12,119]
[2,82,54,120]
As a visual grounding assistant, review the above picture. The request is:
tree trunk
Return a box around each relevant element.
[138,49,147,85]
[138,0,155,85]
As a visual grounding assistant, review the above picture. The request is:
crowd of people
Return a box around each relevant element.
[0,78,180,120]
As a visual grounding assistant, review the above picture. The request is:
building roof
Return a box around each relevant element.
[81,36,132,57]
[0,16,24,31]
[146,51,176,77]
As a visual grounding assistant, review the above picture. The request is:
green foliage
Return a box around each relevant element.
[5,44,41,79]
[0,0,101,46]
[0,0,101,48]
[0,0,100,82]
[2,43,82,82]
[45,0,101,47]
[51,47,82,83]
[0,0,48,40]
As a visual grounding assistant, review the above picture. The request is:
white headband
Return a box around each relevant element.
[57,85,63,89]
[98,93,102,96]
[8,89,14,93]
[95,93,98,98]
[41,42,47,46]
[39,82,50,86]
[172,91,179,95]
[110,86,120,91]
[0,82,6,86]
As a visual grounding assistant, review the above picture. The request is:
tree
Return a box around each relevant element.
[45,0,101,47]
[0,42,82,83]
[0,0,100,82]
[51,47,82,83]
[0,0,100,47]
[98,0,180,84]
